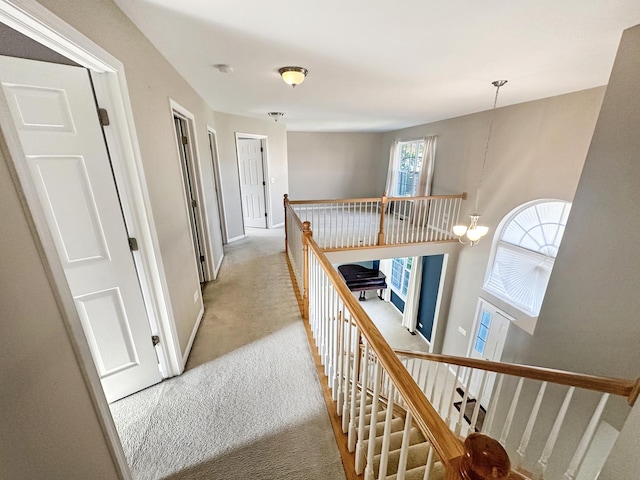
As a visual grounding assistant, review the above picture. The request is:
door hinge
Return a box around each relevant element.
[128,237,139,251]
[260,147,263,152]
[200,255,205,263]
[151,335,160,346]
[182,135,188,145]
[262,180,266,186]
[264,212,268,217]
[191,199,197,208]
[97,108,110,126]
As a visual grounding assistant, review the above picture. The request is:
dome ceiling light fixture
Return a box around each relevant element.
[453,79,508,246]
[212,64,233,73]
[268,112,285,122]
[278,66,308,87]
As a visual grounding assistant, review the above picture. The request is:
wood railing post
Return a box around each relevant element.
[446,433,511,480]
[284,194,289,255]
[377,191,388,246]
[302,220,312,320]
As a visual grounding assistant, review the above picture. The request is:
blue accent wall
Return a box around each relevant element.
[390,290,405,313]
[416,255,444,342]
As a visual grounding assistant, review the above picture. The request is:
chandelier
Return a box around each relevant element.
[453,80,507,246]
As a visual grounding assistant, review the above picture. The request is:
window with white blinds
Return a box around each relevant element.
[484,200,571,316]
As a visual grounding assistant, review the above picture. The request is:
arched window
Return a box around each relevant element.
[484,200,571,316]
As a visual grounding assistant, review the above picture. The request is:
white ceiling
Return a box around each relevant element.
[114,0,640,132]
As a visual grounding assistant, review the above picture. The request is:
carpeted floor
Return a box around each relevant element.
[110,227,346,480]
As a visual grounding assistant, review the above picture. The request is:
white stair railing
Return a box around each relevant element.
[395,351,638,480]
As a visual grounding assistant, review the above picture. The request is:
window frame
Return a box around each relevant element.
[390,256,412,301]
[483,199,571,318]
[394,139,426,197]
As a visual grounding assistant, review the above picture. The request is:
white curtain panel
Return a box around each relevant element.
[416,135,437,196]
[384,140,401,196]
[384,135,437,197]
[402,256,423,332]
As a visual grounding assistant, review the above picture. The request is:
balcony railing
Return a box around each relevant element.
[285,192,467,250]
[283,200,639,480]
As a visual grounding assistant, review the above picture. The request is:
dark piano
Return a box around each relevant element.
[338,264,387,301]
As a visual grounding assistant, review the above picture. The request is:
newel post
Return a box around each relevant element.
[302,220,312,320]
[446,433,511,480]
[284,194,289,255]
[377,191,388,246]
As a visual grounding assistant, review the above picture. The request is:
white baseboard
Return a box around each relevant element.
[227,234,246,243]
[213,253,224,279]
[182,306,204,367]
[271,222,284,228]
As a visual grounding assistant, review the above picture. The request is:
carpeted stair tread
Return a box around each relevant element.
[385,462,445,480]
[355,408,388,425]
[363,416,405,437]
[373,442,432,475]
[364,427,424,455]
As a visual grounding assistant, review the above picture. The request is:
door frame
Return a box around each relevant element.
[207,126,228,246]
[234,132,271,230]
[170,99,215,282]
[465,297,514,359]
[0,1,182,477]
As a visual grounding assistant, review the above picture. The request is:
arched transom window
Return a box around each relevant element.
[484,200,571,316]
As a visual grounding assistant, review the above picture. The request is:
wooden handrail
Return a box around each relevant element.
[395,349,640,406]
[288,192,468,205]
[386,192,468,201]
[307,235,466,465]
[288,196,382,205]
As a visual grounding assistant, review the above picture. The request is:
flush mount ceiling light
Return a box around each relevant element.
[453,79,508,246]
[278,66,308,87]
[268,112,285,122]
[213,64,233,73]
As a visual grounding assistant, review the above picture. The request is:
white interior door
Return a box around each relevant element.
[237,137,267,228]
[469,300,511,406]
[0,55,162,402]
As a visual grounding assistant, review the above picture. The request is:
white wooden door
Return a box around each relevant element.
[237,137,267,228]
[0,56,162,402]
[469,300,510,406]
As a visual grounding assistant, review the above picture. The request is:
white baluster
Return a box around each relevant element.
[348,327,361,452]
[365,362,383,480]
[340,315,351,429]
[355,342,371,474]
[500,377,524,446]
[395,411,413,480]
[335,309,344,406]
[422,444,436,480]
[445,365,461,427]
[469,370,488,432]
[377,384,396,480]
[516,381,548,469]
[429,362,441,406]
[563,393,610,480]
[482,373,504,435]
[455,367,474,436]
[534,386,575,480]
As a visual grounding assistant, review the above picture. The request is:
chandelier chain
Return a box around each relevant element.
[475,80,506,213]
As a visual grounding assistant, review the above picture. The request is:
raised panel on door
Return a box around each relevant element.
[0,55,162,402]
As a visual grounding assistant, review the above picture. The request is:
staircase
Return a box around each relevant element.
[354,394,446,480]
[285,200,640,480]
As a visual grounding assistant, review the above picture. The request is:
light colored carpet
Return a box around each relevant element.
[110,227,346,480]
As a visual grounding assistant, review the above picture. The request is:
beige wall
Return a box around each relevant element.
[37,0,224,356]
[287,132,386,199]
[0,141,121,479]
[380,87,605,358]
[213,111,288,240]
[504,25,640,380]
